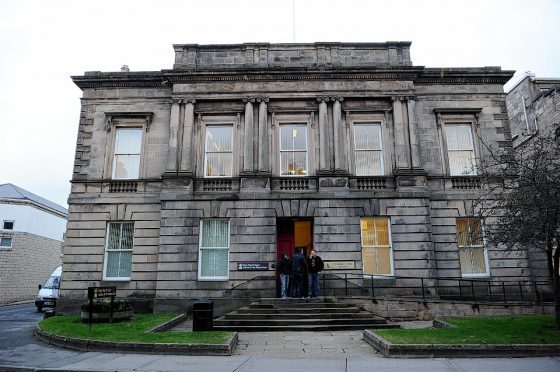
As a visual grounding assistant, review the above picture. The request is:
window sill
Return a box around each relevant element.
[101,277,131,282]
[461,273,491,279]
[197,278,229,282]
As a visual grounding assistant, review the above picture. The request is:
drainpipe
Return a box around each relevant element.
[521,95,530,133]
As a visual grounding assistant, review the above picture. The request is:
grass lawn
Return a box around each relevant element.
[38,313,233,344]
[375,315,560,345]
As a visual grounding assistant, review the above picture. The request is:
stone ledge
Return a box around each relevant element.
[363,329,560,358]
[147,313,187,333]
[34,325,238,356]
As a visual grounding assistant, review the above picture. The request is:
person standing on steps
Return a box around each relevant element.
[277,252,291,299]
[290,247,307,298]
[307,249,324,298]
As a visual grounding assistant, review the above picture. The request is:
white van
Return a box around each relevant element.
[35,266,62,312]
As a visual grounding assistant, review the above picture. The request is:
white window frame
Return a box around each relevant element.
[204,124,234,178]
[0,236,13,249]
[102,222,134,281]
[444,123,477,176]
[360,217,394,278]
[457,218,490,278]
[279,123,308,177]
[198,219,230,281]
[111,127,143,180]
[2,220,14,230]
[353,122,385,176]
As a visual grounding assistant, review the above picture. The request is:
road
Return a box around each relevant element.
[0,304,559,371]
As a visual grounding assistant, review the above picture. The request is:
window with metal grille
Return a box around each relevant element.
[198,219,230,280]
[103,222,134,280]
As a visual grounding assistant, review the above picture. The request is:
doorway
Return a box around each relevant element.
[276,218,313,296]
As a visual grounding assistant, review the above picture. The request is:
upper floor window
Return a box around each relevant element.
[112,128,142,179]
[360,217,393,276]
[456,218,489,277]
[444,123,477,176]
[103,222,134,280]
[280,124,307,176]
[205,125,233,177]
[354,123,384,176]
[2,221,14,230]
[199,219,230,280]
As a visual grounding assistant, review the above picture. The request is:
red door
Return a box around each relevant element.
[276,221,295,296]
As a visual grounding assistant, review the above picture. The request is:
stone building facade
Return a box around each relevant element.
[60,42,524,313]
[0,184,67,305]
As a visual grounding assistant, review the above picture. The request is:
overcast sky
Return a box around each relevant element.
[1,0,559,208]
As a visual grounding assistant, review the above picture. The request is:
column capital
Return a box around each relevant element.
[256,96,269,103]
[391,96,406,102]
[317,96,330,103]
[243,97,257,103]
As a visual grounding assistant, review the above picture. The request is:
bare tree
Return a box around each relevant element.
[473,126,560,329]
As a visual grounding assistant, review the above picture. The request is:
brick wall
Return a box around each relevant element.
[0,232,62,305]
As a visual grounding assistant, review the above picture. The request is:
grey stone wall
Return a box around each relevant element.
[0,232,62,305]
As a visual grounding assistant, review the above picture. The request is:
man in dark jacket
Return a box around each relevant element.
[277,253,291,298]
[307,250,324,297]
[290,247,307,298]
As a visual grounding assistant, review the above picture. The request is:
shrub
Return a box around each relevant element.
[81,298,133,313]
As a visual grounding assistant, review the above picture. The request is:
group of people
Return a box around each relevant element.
[277,248,324,299]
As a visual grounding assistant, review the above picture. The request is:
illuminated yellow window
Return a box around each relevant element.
[360,217,393,276]
[457,218,489,276]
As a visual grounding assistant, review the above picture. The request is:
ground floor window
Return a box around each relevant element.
[456,218,489,276]
[199,219,230,280]
[103,222,134,280]
[360,217,393,276]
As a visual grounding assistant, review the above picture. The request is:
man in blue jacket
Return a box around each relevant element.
[290,247,307,298]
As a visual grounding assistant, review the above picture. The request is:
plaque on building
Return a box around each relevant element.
[324,261,355,270]
[238,262,269,271]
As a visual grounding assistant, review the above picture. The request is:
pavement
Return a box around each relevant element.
[1,303,560,371]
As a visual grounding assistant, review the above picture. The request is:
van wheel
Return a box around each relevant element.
[36,306,42,312]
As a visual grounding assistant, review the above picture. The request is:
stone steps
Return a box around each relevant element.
[213,298,397,332]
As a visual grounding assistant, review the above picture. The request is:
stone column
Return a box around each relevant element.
[243,98,255,173]
[332,97,346,172]
[257,97,269,173]
[407,98,422,169]
[180,98,195,174]
[392,97,410,170]
[166,98,181,172]
[318,97,330,171]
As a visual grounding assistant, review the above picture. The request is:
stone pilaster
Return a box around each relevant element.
[257,97,269,174]
[332,97,346,172]
[166,98,181,172]
[243,98,255,173]
[180,98,196,175]
[318,97,330,171]
[407,98,422,170]
[392,96,410,170]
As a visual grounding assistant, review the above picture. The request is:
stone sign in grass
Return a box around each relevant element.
[364,315,560,357]
[36,313,237,355]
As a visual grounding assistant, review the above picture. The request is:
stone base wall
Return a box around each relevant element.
[341,297,554,320]
[0,232,62,305]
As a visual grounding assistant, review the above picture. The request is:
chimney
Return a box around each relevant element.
[121,65,130,72]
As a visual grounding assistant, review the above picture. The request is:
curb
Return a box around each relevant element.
[363,329,560,357]
[34,326,238,356]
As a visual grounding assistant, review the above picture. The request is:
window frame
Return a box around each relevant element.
[435,110,482,177]
[102,222,134,281]
[456,217,490,278]
[198,219,230,281]
[279,123,309,177]
[111,127,144,180]
[360,217,394,278]
[2,220,14,230]
[204,123,235,178]
[352,122,385,176]
[443,122,477,176]
[0,236,13,249]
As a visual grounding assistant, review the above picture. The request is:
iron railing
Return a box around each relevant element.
[223,273,554,306]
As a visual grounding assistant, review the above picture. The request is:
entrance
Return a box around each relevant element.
[276,218,313,296]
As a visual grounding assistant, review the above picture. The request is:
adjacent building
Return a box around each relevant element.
[60,42,526,313]
[0,183,67,305]
[506,73,560,284]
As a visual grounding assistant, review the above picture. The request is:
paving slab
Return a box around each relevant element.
[448,357,560,372]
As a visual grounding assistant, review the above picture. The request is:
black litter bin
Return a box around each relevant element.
[192,300,214,331]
